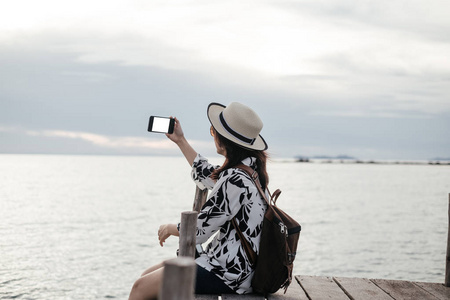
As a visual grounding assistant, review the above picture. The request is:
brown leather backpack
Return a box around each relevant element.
[232,165,301,295]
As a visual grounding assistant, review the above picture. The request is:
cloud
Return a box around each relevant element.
[26,129,176,150]
[1,1,449,159]
[2,1,449,76]
[2,1,449,120]
[61,71,116,83]
[278,0,450,41]
[1,126,213,155]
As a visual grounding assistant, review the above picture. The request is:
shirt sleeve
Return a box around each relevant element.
[191,154,219,190]
[195,169,248,244]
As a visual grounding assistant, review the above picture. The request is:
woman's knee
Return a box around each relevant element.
[130,277,145,299]
[129,268,164,300]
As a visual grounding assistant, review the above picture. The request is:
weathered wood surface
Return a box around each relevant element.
[297,276,349,300]
[334,277,393,300]
[445,193,450,287]
[194,295,219,300]
[372,278,439,299]
[267,281,309,300]
[160,257,196,300]
[193,186,208,212]
[194,275,449,299]
[415,282,450,300]
[179,211,198,257]
[222,294,265,299]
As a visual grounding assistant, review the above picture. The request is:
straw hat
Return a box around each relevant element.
[207,102,268,151]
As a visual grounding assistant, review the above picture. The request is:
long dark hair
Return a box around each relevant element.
[211,129,269,190]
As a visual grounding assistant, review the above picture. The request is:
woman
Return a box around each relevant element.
[129,102,269,299]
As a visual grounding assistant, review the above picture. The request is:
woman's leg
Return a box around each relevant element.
[140,261,165,277]
[129,267,164,300]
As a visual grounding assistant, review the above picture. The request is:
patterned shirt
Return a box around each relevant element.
[191,154,266,294]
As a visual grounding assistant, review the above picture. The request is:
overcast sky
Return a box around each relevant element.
[1,0,449,160]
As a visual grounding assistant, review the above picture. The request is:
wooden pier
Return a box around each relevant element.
[194,275,449,299]
[160,190,450,300]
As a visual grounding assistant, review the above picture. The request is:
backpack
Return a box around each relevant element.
[232,165,301,295]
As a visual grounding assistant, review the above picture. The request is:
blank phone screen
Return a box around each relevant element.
[152,117,171,133]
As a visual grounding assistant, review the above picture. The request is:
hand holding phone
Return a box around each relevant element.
[148,116,175,134]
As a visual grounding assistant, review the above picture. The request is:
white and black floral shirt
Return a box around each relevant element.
[191,154,267,294]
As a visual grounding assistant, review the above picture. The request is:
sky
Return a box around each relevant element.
[1,0,449,160]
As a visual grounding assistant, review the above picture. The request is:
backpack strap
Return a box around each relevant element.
[231,164,269,267]
[236,164,274,206]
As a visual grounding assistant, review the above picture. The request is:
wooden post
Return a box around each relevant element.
[193,186,208,212]
[446,193,450,287]
[179,211,198,258]
[159,257,196,300]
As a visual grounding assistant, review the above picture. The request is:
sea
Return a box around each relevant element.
[1,154,449,299]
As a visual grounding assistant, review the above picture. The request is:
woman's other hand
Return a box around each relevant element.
[158,224,179,247]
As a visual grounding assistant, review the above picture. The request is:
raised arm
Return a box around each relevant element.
[166,117,197,166]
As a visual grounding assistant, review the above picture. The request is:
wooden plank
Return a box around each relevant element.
[371,279,439,300]
[222,294,265,299]
[296,275,349,300]
[194,295,219,300]
[334,277,393,300]
[267,279,309,299]
[414,282,450,300]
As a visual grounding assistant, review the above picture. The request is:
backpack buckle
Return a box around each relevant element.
[279,222,288,237]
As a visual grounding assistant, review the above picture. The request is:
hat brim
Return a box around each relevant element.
[207,102,268,151]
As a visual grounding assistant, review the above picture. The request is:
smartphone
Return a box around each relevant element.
[148,116,175,134]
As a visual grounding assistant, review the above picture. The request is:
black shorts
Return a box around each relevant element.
[195,264,235,294]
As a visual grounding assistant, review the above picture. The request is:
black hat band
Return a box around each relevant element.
[219,112,256,145]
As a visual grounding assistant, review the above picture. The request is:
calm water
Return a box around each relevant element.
[1,154,449,299]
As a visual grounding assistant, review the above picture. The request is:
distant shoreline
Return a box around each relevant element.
[292,158,450,165]
[1,153,449,165]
